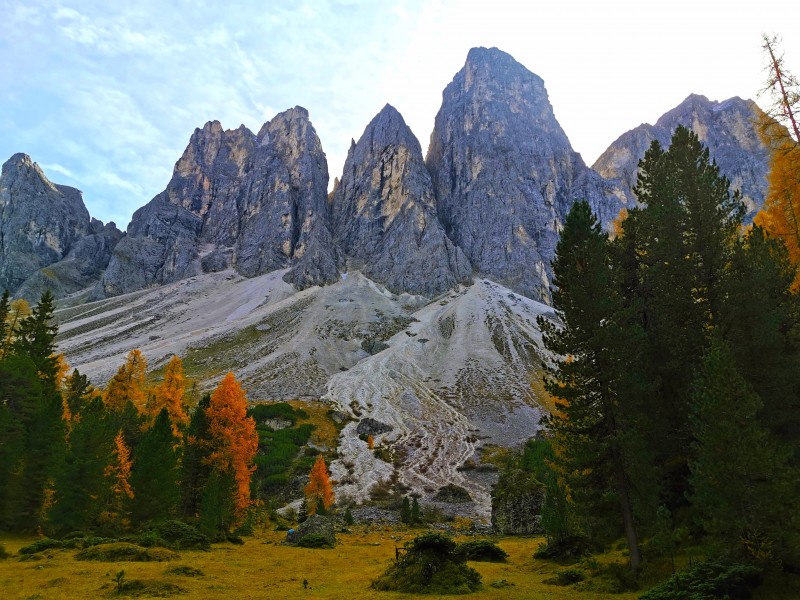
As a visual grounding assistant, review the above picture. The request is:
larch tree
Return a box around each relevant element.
[148,355,189,437]
[100,430,135,533]
[755,35,800,290]
[103,349,148,413]
[304,454,334,516]
[203,372,258,528]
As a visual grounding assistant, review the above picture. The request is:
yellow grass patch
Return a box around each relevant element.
[1,530,643,600]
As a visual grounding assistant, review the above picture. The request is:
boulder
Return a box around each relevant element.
[286,514,335,547]
[490,468,544,535]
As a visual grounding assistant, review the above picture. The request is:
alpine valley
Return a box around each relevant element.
[0,47,773,516]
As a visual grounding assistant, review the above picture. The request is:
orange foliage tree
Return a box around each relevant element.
[204,372,258,523]
[148,355,190,436]
[100,430,134,532]
[103,349,148,412]
[304,454,334,515]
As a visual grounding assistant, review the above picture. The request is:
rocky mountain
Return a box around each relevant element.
[331,104,472,296]
[426,47,624,302]
[0,153,122,300]
[97,107,339,298]
[593,94,770,217]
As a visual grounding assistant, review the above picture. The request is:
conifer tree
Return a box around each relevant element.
[400,496,411,524]
[202,373,257,527]
[100,430,134,533]
[130,408,180,525]
[304,454,334,516]
[539,200,652,569]
[410,497,420,525]
[148,355,189,436]
[104,349,148,413]
[0,290,9,357]
[180,393,212,519]
[13,291,59,384]
[689,340,799,561]
[51,397,114,533]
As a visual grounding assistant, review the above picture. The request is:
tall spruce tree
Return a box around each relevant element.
[622,126,744,507]
[180,393,212,519]
[538,200,651,570]
[130,408,180,525]
[689,340,799,561]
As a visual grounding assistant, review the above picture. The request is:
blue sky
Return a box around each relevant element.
[1,0,798,228]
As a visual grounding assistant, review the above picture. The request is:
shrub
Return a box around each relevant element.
[165,565,205,577]
[76,542,179,562]
[433,484,472,503]
[372,532,481,594]
[533,535,599,560]
[18,538,67,554]
[639,557,762,600]
[343,508,354,526]
[153,520,211,551]
[543,568,585,586]
[296,533,333,549]
[454,540,508,563]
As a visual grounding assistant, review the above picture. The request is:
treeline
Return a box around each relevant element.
[0,296,257,538]
[533,126,800,572]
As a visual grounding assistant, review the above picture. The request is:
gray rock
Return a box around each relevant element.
[0,154,122,299]
[99,108,339,297]
[356,417,393,436]
[286,514,336,547]
[593,94,771,219]
[426,47,621,302]
[331,104,471,296]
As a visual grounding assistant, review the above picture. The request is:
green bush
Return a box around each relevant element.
[454,540,508,562]
[639,557,762,599]
[533,535,599,560]
[544,568,586,586]
[372,532,481,594]
[75,542,179,562]
[296,534,333,549]
[18,538,68,554]
[153,520,211,551]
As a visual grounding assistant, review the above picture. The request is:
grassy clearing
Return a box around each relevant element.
[0,530,642,600]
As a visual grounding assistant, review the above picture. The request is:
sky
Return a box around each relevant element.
[1,0,799,229]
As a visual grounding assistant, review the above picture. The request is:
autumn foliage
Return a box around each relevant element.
[103,349,148,412]
[148,355,190,436]
[100,430,134,531]
[305,454,334,515]
[204,372,258,521]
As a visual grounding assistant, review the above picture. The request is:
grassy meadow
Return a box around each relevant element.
[0,528,642,600]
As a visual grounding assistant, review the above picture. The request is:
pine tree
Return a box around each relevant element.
[103,349,148,413]
[63,368,100,421]
[622,126,744,508]
[51,396,114,534]
[0,290,9,357]
[179,393,212,519]
[148,355,189,437]
[304,454,334,516]
[12,291,59,384]
[410,497,420,525]
[400,496,411,524]
[130,408,180,525]
[539,200,652,569]
[203,373,258,527]
[689,340,799,561]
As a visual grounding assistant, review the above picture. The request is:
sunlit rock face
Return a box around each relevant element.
[0,153,122,300]
[593,94,771,219]
[426,47,620,302]
[99,107,338,298]
[331,104,471,296]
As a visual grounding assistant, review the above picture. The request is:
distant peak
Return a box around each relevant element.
[465,46,516,64]
[3,152,34,172]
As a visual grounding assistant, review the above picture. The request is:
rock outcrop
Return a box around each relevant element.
[426,47,622,302]
[98,107,339,297]
[331,104,471,296]
[490,468,544,535]
[0,154,122,299]
[593,94,771,218]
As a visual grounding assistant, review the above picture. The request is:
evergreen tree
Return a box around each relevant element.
[410,497,420,525]
[130,408,180,525]
[179,393,212,519]
[298,498,308,523]
[50,397,114,534]
[622,126,744,507]
[12,291,59,384]
[538,200,652,569]
[400,496,411,524]
[63,368,100,421]
[689,340,799,561]
[0,290,9,357]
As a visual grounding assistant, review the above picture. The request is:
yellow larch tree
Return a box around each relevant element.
[100,430,135,532]
[204,372,258,522]
[148,355,190,437]
[304,454,334,515]
[103,349,148,412]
